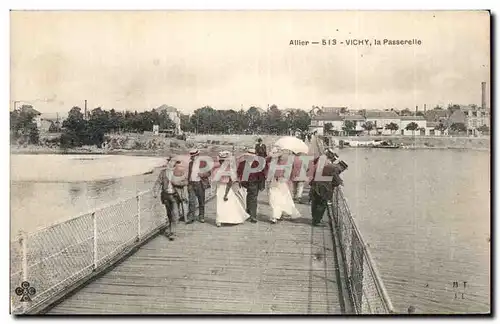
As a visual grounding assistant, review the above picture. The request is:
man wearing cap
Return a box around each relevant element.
[309,158,347,226]
[186,149,211,224]
[153,157,187,240]
[237,148,266,223]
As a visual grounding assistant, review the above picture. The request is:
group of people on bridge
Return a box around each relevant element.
[154,137,347,240]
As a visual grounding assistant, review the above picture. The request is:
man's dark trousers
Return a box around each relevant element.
[244,182,259,221]
[310,181,334,225]
[187,181,205,222]
[162,191,179,235]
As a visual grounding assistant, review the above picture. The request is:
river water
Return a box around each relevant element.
[10,150,490,314]
[340,149,490,314]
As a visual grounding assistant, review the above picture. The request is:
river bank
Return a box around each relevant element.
[10,133,490,156]
[325,135,490,151]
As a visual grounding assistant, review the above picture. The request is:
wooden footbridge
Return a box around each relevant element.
[10,138,395,315]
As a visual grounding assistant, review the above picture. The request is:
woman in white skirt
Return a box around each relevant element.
[266,149,301,223]
[212,151,250,227]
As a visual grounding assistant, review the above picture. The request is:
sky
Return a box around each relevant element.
[10,11,490,115]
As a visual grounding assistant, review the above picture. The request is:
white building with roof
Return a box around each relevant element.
[400,116,427,136]
[309,112,343,135]
[156,104,182,134]
[364,111,401,135]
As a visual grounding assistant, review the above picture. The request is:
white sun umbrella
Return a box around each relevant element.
[274,136,309,154]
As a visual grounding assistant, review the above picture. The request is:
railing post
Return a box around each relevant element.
[92,212,97,270]
[136,194,141,241]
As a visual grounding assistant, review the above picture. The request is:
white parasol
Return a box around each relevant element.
[274,136,309,154]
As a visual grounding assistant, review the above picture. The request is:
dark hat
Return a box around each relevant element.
[189,149,200,156]
[338,160,348,170]
[257,138,262,142]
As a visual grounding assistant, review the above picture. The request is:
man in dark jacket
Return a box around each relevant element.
[186,149,211,224]
[255,138,267,158]
[237,149,267,223]
[309,160,347,226]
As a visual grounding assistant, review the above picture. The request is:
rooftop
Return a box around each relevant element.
[400,115,425,120]
[156,104,178,113]
[343,115,365,121]
[311,112,343,121]
[365,111,399,119]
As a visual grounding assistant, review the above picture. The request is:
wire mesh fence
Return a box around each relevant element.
[314,134,395,314]
[10,189,165,314]
[331,187,396,314]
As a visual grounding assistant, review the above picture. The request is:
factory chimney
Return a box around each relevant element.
[481,82,487,110]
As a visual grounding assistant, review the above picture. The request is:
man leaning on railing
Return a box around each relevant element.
[309,148,348,226]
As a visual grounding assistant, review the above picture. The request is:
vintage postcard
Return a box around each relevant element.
[10,10,490,315]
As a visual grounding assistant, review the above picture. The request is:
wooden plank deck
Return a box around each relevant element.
[48,188,345,314]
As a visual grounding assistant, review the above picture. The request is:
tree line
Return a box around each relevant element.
[10,104,312,148]
[59,106,177,148]
[180,105,311,135]
[10,107,40,145]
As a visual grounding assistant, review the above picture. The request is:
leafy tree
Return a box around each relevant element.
[385,122,399,134]
[324,123,333,135]
[10,107,40,144]
[405,122,420,135]
[362,121,375,133]
[285,109,311,133]
[416,111,425,117]
[450,122,467,133]
[61,107,87,148]
[246,107,263,133]
[342,120,356,136]
[180,113,193,132]
[477,125,489,133]
[433,105,444,110]
[435,123,447,133]
[447,104,462,113]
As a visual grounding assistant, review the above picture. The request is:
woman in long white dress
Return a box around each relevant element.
[213,151,250,227]
[266,149,301,223]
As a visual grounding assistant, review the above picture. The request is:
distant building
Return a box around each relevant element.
[156,105,182,134]
[309,113,343,135]
[364,111,400,134]
[343,115,366,133]
[39,113,63,133]
[320,106,349,115]
[461,105,490,133]
[399,116,427,136]
[424,110,449,124]
[447,109,467,128]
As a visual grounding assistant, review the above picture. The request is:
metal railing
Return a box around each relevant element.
[10,184,217,315]
[330,188,396,314]
[10,189,164,314]
[314,135,396,314]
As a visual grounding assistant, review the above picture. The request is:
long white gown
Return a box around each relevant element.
[268,178,301,221]
[216,182,250,224]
